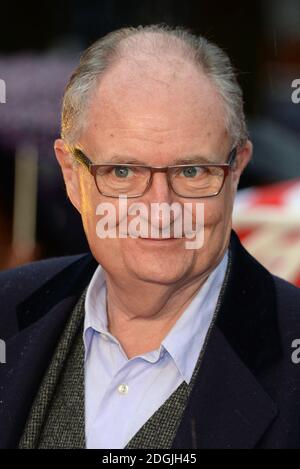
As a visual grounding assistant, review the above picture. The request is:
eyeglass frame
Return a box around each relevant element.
[71,146,238,199]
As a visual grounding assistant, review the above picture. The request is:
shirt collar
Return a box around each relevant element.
[84,250,228,382]
[83,265,108,358]
[161,250,228,383]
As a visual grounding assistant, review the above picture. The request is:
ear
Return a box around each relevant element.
[231,139,253,190]
[54,139,82,213]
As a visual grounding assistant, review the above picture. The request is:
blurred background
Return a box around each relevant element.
[0,0,299,285]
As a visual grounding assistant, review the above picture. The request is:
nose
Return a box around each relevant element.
[144,171,174,204]
[141,172,178,235]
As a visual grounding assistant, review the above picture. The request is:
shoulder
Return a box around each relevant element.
[273,274,300,333]
[267,275,300,369]
[0,253,93,338]
[273,274,300,304]
[0,253,90,298]
[273,274,300,323]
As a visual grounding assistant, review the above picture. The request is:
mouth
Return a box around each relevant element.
[138,236,183,242]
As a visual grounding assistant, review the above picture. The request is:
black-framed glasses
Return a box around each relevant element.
[72,147,237,198]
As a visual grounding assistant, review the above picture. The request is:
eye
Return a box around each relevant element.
[181,166,205,178]
[113,166,133,178]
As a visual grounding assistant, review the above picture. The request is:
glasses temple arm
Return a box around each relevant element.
[227,147,237,167]
[72,148,93,170]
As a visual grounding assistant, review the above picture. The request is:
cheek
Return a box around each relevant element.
[201,185,234,233]
[200,199,225,226]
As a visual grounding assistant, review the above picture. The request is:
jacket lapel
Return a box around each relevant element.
[172,326,278,448]
[0,254,97,448]
[172,231,280,449]
[19,291,87,449]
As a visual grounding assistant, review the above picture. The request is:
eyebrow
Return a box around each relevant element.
[102,154,215,165]
[172,155,215,165]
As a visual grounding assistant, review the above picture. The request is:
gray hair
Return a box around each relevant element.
[61,25,248,148]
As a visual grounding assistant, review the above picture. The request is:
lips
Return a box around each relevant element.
[138,237,181,240]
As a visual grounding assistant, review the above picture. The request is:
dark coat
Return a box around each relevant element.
[0,230,300,449]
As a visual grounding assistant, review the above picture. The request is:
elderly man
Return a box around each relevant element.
[0,25,300,450]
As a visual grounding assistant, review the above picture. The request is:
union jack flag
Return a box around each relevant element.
[233,179,300,287]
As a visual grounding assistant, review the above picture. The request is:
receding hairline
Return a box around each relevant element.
[89,37,222,103]
[81,30,225,126]
[115,29,202,60]
[93,29,211,86]
[61,25,248,147]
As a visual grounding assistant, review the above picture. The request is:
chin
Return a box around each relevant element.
[128,262,189,285]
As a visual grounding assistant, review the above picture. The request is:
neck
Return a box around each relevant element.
[104,269,211,358]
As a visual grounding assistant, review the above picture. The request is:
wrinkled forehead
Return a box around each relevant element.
[96,54,223,112]
[82,54,229,159]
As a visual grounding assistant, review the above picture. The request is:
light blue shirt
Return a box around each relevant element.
[84,251,228,449]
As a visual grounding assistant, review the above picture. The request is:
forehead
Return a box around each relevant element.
[83,54,229,160]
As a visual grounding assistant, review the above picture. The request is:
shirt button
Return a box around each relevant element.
[118,384,129,395]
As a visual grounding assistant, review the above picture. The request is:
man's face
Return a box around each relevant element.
[55,54,252,286]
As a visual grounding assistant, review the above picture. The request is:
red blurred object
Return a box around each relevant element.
[233,179,300,287]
